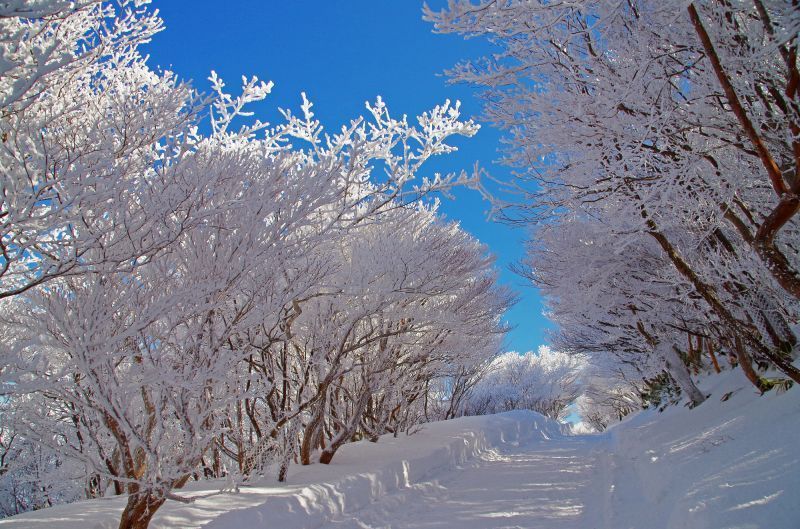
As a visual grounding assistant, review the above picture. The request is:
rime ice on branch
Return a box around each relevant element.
[0,2,510,528]
[427,0,800,408]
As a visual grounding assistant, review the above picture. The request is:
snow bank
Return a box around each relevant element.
[206,411,567,529]
[598,371,800,529]
[0,410,565,529]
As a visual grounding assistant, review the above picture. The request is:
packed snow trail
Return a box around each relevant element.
[319,434,605,529]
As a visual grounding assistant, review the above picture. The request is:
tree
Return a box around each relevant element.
[0,1,201,299]
[427,0,800,393]
[576,365,643,432]
[464,347,584,421]
[1,2,489,528]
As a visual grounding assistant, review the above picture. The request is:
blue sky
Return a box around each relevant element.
[142,0,553,353]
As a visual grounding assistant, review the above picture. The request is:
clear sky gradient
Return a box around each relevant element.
[142,0,553,353]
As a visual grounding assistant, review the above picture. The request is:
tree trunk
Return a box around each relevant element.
[754,198,800,299]
[687,334,701,374]
[318,447,336,465]
[706,339,722,374]
[734,336,772,393]
[662,343,706,407]
[300,401,325,466]
[319,387,372,465]
[118,491,165,529]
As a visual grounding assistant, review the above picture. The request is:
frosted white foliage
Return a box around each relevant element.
[0,2,498,529]
[0,405,86,516]
[574,362,645,432]
[0,0,480,301]
[465,347,584,421]
[428,0,800,398]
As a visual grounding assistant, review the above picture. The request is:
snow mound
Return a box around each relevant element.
[0,411,567,529]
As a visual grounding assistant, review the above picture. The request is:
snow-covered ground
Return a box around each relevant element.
[598,371,800,529]
[2,371,797,529]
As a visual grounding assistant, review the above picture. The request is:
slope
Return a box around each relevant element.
[599,371,800,529]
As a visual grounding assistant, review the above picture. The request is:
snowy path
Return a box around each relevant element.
[320,435,605,529]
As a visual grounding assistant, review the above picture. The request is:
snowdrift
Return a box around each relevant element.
[0,411,567,529]
[598,370,800,529]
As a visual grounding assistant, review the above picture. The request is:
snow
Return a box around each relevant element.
[2,371,798,529]
[319,434,600,529]
[598,371,800,529]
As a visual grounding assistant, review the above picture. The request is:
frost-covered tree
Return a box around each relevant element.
[0,2,496,528]
[310,207,511,462]
[527,215,712,406]
[0,399,87,517]
[0,1,201,300]
[217,205,511,473]
[427,0,800,394]
[575,365,643,432]
[464,347,583,421]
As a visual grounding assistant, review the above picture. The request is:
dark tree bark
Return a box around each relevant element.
[319,386,372,465]
[689,3,800,300]
[117,491,165,529]
[645,220,800,383]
